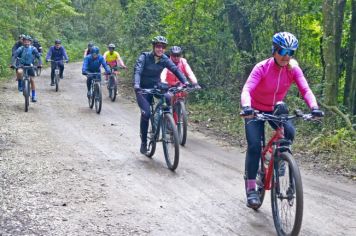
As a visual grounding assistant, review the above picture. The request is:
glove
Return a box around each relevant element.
[37,65,42,68]
[311,107,324,117]
[10,65,15,69]
[183,81,190,88]
[65,60,69,63]
[193,83,201,89]
[240,106,254,116]
[134,84,141,92]
[46,59,49,63]
[82,71,88,75]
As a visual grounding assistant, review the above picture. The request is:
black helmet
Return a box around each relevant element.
[91,46,99,55]
[33,38,38,43]
[19,34,25,39]
[170,46,182,55]
[55,39,61,44]
[108,43,115,49]
[273,101,289,116]
[88,42,94,48]
[152,36,168,45]
[23,35,32,41]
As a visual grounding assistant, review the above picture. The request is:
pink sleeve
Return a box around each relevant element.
[182,58,197,84]
[241,64,263,107]
[293,67,319,109]
[160,68,168,83]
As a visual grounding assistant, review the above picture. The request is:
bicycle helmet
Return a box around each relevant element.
[152,36,168,45]
[91,46,100,55]
[33,38,38,43]
[23,35,32,41]
[55,39,61,44]
[272,32,298,53]
[273,101,289,116]
[170,46,182,55]
[108,43,115,49]
[19,34,25,39]
[88,42,94,48]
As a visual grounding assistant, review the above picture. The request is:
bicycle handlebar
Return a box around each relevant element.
[254,111,315,122]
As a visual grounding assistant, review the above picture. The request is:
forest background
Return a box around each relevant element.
[0,0,355,177]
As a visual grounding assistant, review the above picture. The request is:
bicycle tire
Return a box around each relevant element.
[146,115,157,158]
[55,75,59,92]
[23,79,30,112]
[271,152,303,236]
[36,67,42,76]
[176,101,188,146]
[162,113,180,171]
[109,75,117,102]
[94,83,102,114]
[88,87,94,109]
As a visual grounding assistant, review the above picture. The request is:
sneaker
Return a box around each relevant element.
[60,76,64,80]
[278,160,286,177]
[246,190,261,209]
[140,142,148,154]
[31,96,37,103]
[50,81,55,86]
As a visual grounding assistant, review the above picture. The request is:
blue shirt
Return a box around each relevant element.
[46,46,69,61]
[82,55,111,74]
[12,46,42,66]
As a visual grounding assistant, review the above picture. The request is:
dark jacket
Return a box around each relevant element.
[133,52,187,89]
[33,42,42,53]
[46,46,69,61]
[12,46,42,66]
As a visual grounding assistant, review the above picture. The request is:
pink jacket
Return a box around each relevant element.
[241,58,318,112]
[161,57,197,85]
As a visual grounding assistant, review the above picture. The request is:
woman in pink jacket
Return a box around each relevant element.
[240,32,323,208]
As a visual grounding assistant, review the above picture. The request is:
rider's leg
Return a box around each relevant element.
[59,62,64,79]
[86,76,93,96]
[29,67,37,102]
[135,92,153,153]
[16,68,24,91]
[50,63,55,85]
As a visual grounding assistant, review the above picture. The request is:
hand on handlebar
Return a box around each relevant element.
[192,83,201,89]
[82,71,88,75]
[240,106,254,118]
[311,108,324,119]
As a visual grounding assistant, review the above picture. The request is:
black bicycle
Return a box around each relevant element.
[86,72,102,114]
[17,65,35,112]
[141,87,180,171]
[47,59,64,92]
[107,66,119,102]
[34,55,42,76]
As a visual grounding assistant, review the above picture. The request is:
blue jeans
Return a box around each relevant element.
[244,115,295,180]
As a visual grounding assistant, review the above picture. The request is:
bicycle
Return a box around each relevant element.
[47,59,65,92]
[140,87,180,171]
[17,65,35,112]
[34,55,42,76]
[106,66,120,102]
[86,72,103,114]
[170,85,199,146]
[243,108,320,236]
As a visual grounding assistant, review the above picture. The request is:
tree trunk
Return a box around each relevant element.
[350,47,356,116]
[322,0,346,106]
[344,0,356,110]
[224,0,255,87]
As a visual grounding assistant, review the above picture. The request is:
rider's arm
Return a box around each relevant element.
[82,57,89,74]
[45,47,53,61]
[164,56,188,84]
[11,46,23,66]
[83,49,88,58]
[133,53,146,88]
[115,52,126,68]
[62,47,69,61]
[160,68,168,83]
[241,63,263,107]
[103,51,108,61]
[293,66,319,109]
[181,58,198,84]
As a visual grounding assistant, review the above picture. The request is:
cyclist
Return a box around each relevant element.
[83,42,94,58]
[103,43,127,80]
[32,38,42,54]
[161,46,200,88]
[11,35,42,102]
[133,36,189,154]
[240,32,324,208]
[46,39,69,85]
[82,46,111,97]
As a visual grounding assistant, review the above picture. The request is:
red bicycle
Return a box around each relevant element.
[244,109,319,236]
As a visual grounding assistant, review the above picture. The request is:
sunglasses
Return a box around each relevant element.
[155,44,166,49]
[278,48,295,56]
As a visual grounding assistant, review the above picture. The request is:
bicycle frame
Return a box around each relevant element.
[150,94,171,141]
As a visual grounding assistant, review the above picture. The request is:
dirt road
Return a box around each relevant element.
[0,63,355,236]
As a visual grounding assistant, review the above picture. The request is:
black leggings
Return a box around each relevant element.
[244,116,295,180]
[135,91,171,143]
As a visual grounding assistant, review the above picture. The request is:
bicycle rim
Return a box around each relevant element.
[23,79,29,112]
[162,113,179,171]
[94,83,102,114]
[146,116,157,158]
[271,152,303,236]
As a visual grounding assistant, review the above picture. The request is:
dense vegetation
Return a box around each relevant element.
[1,0,355,175]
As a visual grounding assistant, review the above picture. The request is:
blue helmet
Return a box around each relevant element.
[91,46,99,55]
[272,32,298,53]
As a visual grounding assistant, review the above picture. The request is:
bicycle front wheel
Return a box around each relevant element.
[271,152,303,236]
[55,75,59,92]
[94,83,102,114]
[108,75,117,102]
[176,101,188,146]
[162,113,179,171]
[146,115,157,158]
[23,79,30,112]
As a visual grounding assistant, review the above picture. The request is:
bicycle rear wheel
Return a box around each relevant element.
[108,75,117,102]
[94,83,102,114]
[23,79,30,112]
[176,101,188,146]
[271,152,303,236]
[162,113,179,171]
[146,115,157,158]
